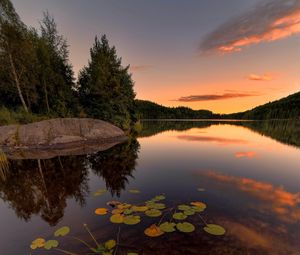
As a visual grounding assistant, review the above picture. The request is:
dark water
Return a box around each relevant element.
[0,120,300,255]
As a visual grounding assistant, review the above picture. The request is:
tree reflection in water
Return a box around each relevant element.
[0,138,140,225]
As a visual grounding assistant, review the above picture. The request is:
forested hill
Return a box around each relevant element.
[136,91,300,120]
[135,99,214,119]
[225,91,300,120]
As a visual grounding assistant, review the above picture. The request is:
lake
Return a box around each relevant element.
[0,120,300,255]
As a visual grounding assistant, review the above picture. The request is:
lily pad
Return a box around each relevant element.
[172,212,187,220]
[94,189,107,196]
[203,224,226,236]
[95,208,108,215]
[54,226,70,237]
[190,201,207,209]
[178,205,191,211]
[191,206,205,212]
[117,203,132,209]
[144,224,164,237]
[44,240,59,250]
[131,205,148,212]
[123,209,133,215]
[110,214,124,224]
[183,209,195,216]
[112,208,124,215]
[154,195,166,201]
[176,222,195,233]
[145,209,162,217]
[129,189,140,194]
[104,239,116,249]
[159,222,176,233]
[124,215,141,225]
[30,238,45,249]
[127,253,139,255]
[147,203,166,210]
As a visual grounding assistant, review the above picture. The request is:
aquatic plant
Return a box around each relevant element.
[29,189,225,254]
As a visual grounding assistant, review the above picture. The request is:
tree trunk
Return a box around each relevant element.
[43,78,50,114]
[8,52,29,112]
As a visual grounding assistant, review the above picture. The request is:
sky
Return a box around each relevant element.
[11,0,300,113]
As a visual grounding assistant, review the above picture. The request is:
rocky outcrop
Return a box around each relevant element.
[0,118,127,150]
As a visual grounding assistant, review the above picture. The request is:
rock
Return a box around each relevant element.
[0,118,127,153]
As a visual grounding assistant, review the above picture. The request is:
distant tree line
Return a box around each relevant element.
[0,0,136,128]
[136,99,215,119]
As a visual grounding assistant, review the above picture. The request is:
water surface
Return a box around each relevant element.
[0,120,300,255]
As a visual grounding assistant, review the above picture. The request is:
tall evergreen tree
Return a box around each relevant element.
[78,35,136,128]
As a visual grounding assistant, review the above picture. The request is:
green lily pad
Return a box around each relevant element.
[127,253,139,255]
[178,205,191,211]
[159,222,176,233]
[129,189,140,194]
[123,209,133,215]
[190,206,204,212]
[203,224,226,236]
[93,189,107,196]
[145,209,162,217]
[54,226,70,237]
[183,209,195,216]
[146,203,166,210]
[124,215,141,225]
[110,214,124,224]
[30,238,45,249]
[154,195,166,201]
[44,240,59,250]
[172,212,187,220]
[104,239,116,249]
[190,202,207,210]
[176,222,195,233]
[131,206,148,212]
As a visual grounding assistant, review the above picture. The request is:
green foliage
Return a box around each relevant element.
[77,35,136,129]
[135,99,214,119]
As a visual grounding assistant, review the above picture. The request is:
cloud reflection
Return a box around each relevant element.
[205,171,300,222]
[177,135,248,145]
[235,151,257,158]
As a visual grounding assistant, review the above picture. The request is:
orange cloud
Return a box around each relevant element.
[205,171,300,222]
[235,151,257,158]
[175,92,259,102]
[200,0,300,54]
[248,74,274,81]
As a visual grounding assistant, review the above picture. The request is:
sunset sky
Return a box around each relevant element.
[12,0,300,113]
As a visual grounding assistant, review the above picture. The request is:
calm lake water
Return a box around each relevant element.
[1,120,300,255]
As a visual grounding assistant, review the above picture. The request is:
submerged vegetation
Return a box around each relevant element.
[30,191,225,254]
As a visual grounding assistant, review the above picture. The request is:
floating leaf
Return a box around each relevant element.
[147,203,166,210]
[197,188,205,192]
[203,224,226,236]
[144,224,164,237]
[129,189,140,194]
[154,195,166,201]
[183,209,195,216]
[104,239,116,250]
[54,226,70,237]
[112,208,124,215]
[131,206,148,212]
[123,209,133,215]
[127,253,138,255]
[95,208,108,215]
[110,214,124,224]
[176,222,195,233]
[117,203,132,209]
[191,206,204,212]
[178,205,191,211]
[172,212,187,220]
[30,238,45,249]
[44,240,59,250]
[190,202,207,210]
[124,215,141,225]
[145,209,162,217]
[159,222,176,233]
